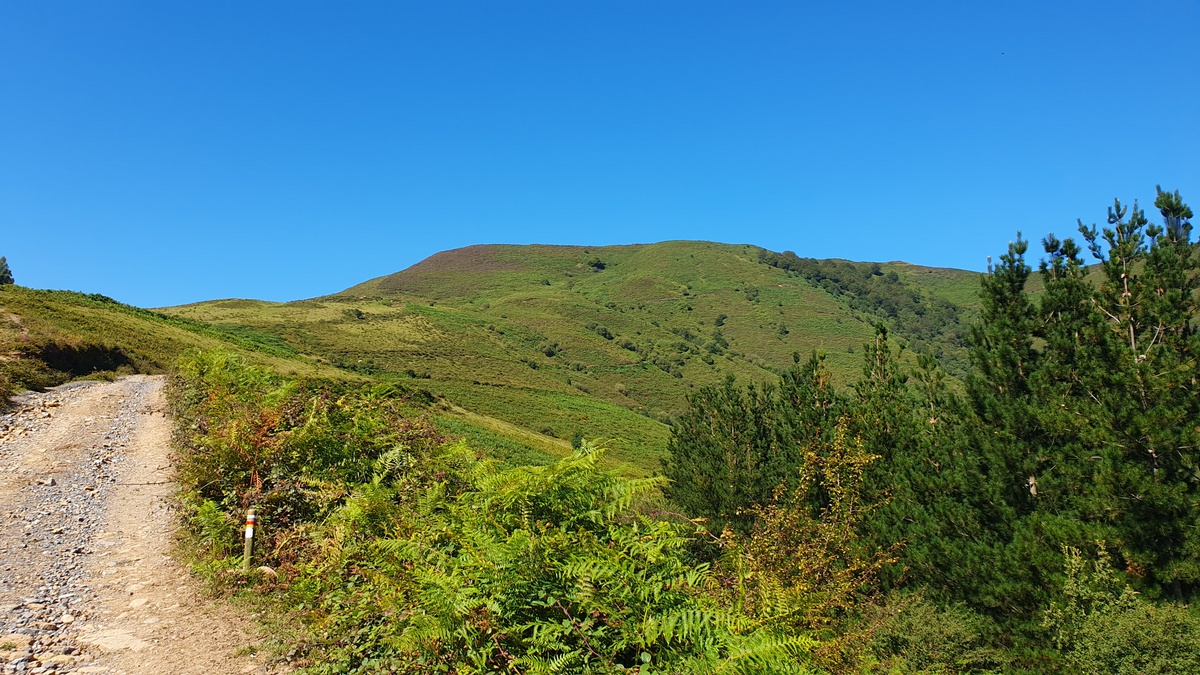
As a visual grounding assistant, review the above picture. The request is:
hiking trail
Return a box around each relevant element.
[0,376,284,674]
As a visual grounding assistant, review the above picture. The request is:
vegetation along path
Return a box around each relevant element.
[0,376,281,674]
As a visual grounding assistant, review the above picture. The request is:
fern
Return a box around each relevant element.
[190,499,235,558]
[172,360,827,674]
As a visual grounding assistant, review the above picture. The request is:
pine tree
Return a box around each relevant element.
[662,375,779,534]
[1030,232,1117,528]
[0,257,12,285]
[1156,184,1194,242]
[662,352,845,534]
[770,351,846,509]
[1077,191,1200,598]
[1084,190,1195,593]
[965,190,1200,611]
[667,191,1200,622]
[851,327,1006,607]
[961,231,1114,619]
[965,235,1044,533]
[969,235,1039,401]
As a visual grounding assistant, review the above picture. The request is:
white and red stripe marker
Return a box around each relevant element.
[242,508,257,572]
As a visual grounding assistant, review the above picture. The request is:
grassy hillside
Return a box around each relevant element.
[0,285,343,399]
[163,241,983,473]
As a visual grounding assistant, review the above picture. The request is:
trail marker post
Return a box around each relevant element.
[242,508,257,573]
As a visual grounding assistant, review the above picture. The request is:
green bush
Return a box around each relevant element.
[869,596,1006,674]
[1045,546,1200,674]
[191,499,237,558]
[171,350,446,559]
[1068,601,1200,674]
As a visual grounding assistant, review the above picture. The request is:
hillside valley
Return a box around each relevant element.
[4,225,1198,673]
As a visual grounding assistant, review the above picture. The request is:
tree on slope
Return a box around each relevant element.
[662,353,844,535]
[968,189,1200,607]
[0,257,12,285]
[666,188,1199,622]
[850,328,1002,606]
[665,329,1001,609]
[1077,191,1200,598]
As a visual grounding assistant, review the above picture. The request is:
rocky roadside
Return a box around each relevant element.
[0,381,130,673]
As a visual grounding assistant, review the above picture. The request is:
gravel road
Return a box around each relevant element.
[0,376,283,674]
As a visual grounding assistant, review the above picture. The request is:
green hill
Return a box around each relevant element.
[0,285,345,400]
[162,241,983,473]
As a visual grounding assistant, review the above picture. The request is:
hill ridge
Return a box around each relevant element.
[163,240,982,472]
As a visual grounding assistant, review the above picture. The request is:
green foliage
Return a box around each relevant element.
[1042,545,1137,652]
[662,353,841,535]
[664,186,1200,670]
[313,445,813,673]
[716,421,898,673]
[1065,602,1200,674]
[191,499,237,558]
[172,350,447,544]
[868,596,1007,674]
[665,331,992,604]
[174,353,825,674]
[586,322,614,340]
[665,329,1022,669]
[756,250,970,374]
[1044,546,1200,674]
[964,190,1200,611]
[0,257,12,285]
[1155,184,1193,241]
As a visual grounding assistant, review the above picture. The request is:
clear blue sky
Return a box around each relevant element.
[2,2,1197,307]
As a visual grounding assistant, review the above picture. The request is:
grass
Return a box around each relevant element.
[159,241,984,474]
[425,379,670,475]
[432,414,561,469]
[0,284,664,473]
[0,285,347,400]
[886,261,984,309]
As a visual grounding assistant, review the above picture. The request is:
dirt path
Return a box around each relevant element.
[0,376,282,674]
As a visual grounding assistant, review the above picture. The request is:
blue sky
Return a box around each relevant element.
[2,1,1197,307]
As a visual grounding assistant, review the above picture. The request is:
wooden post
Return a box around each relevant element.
[242,508,257,572]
